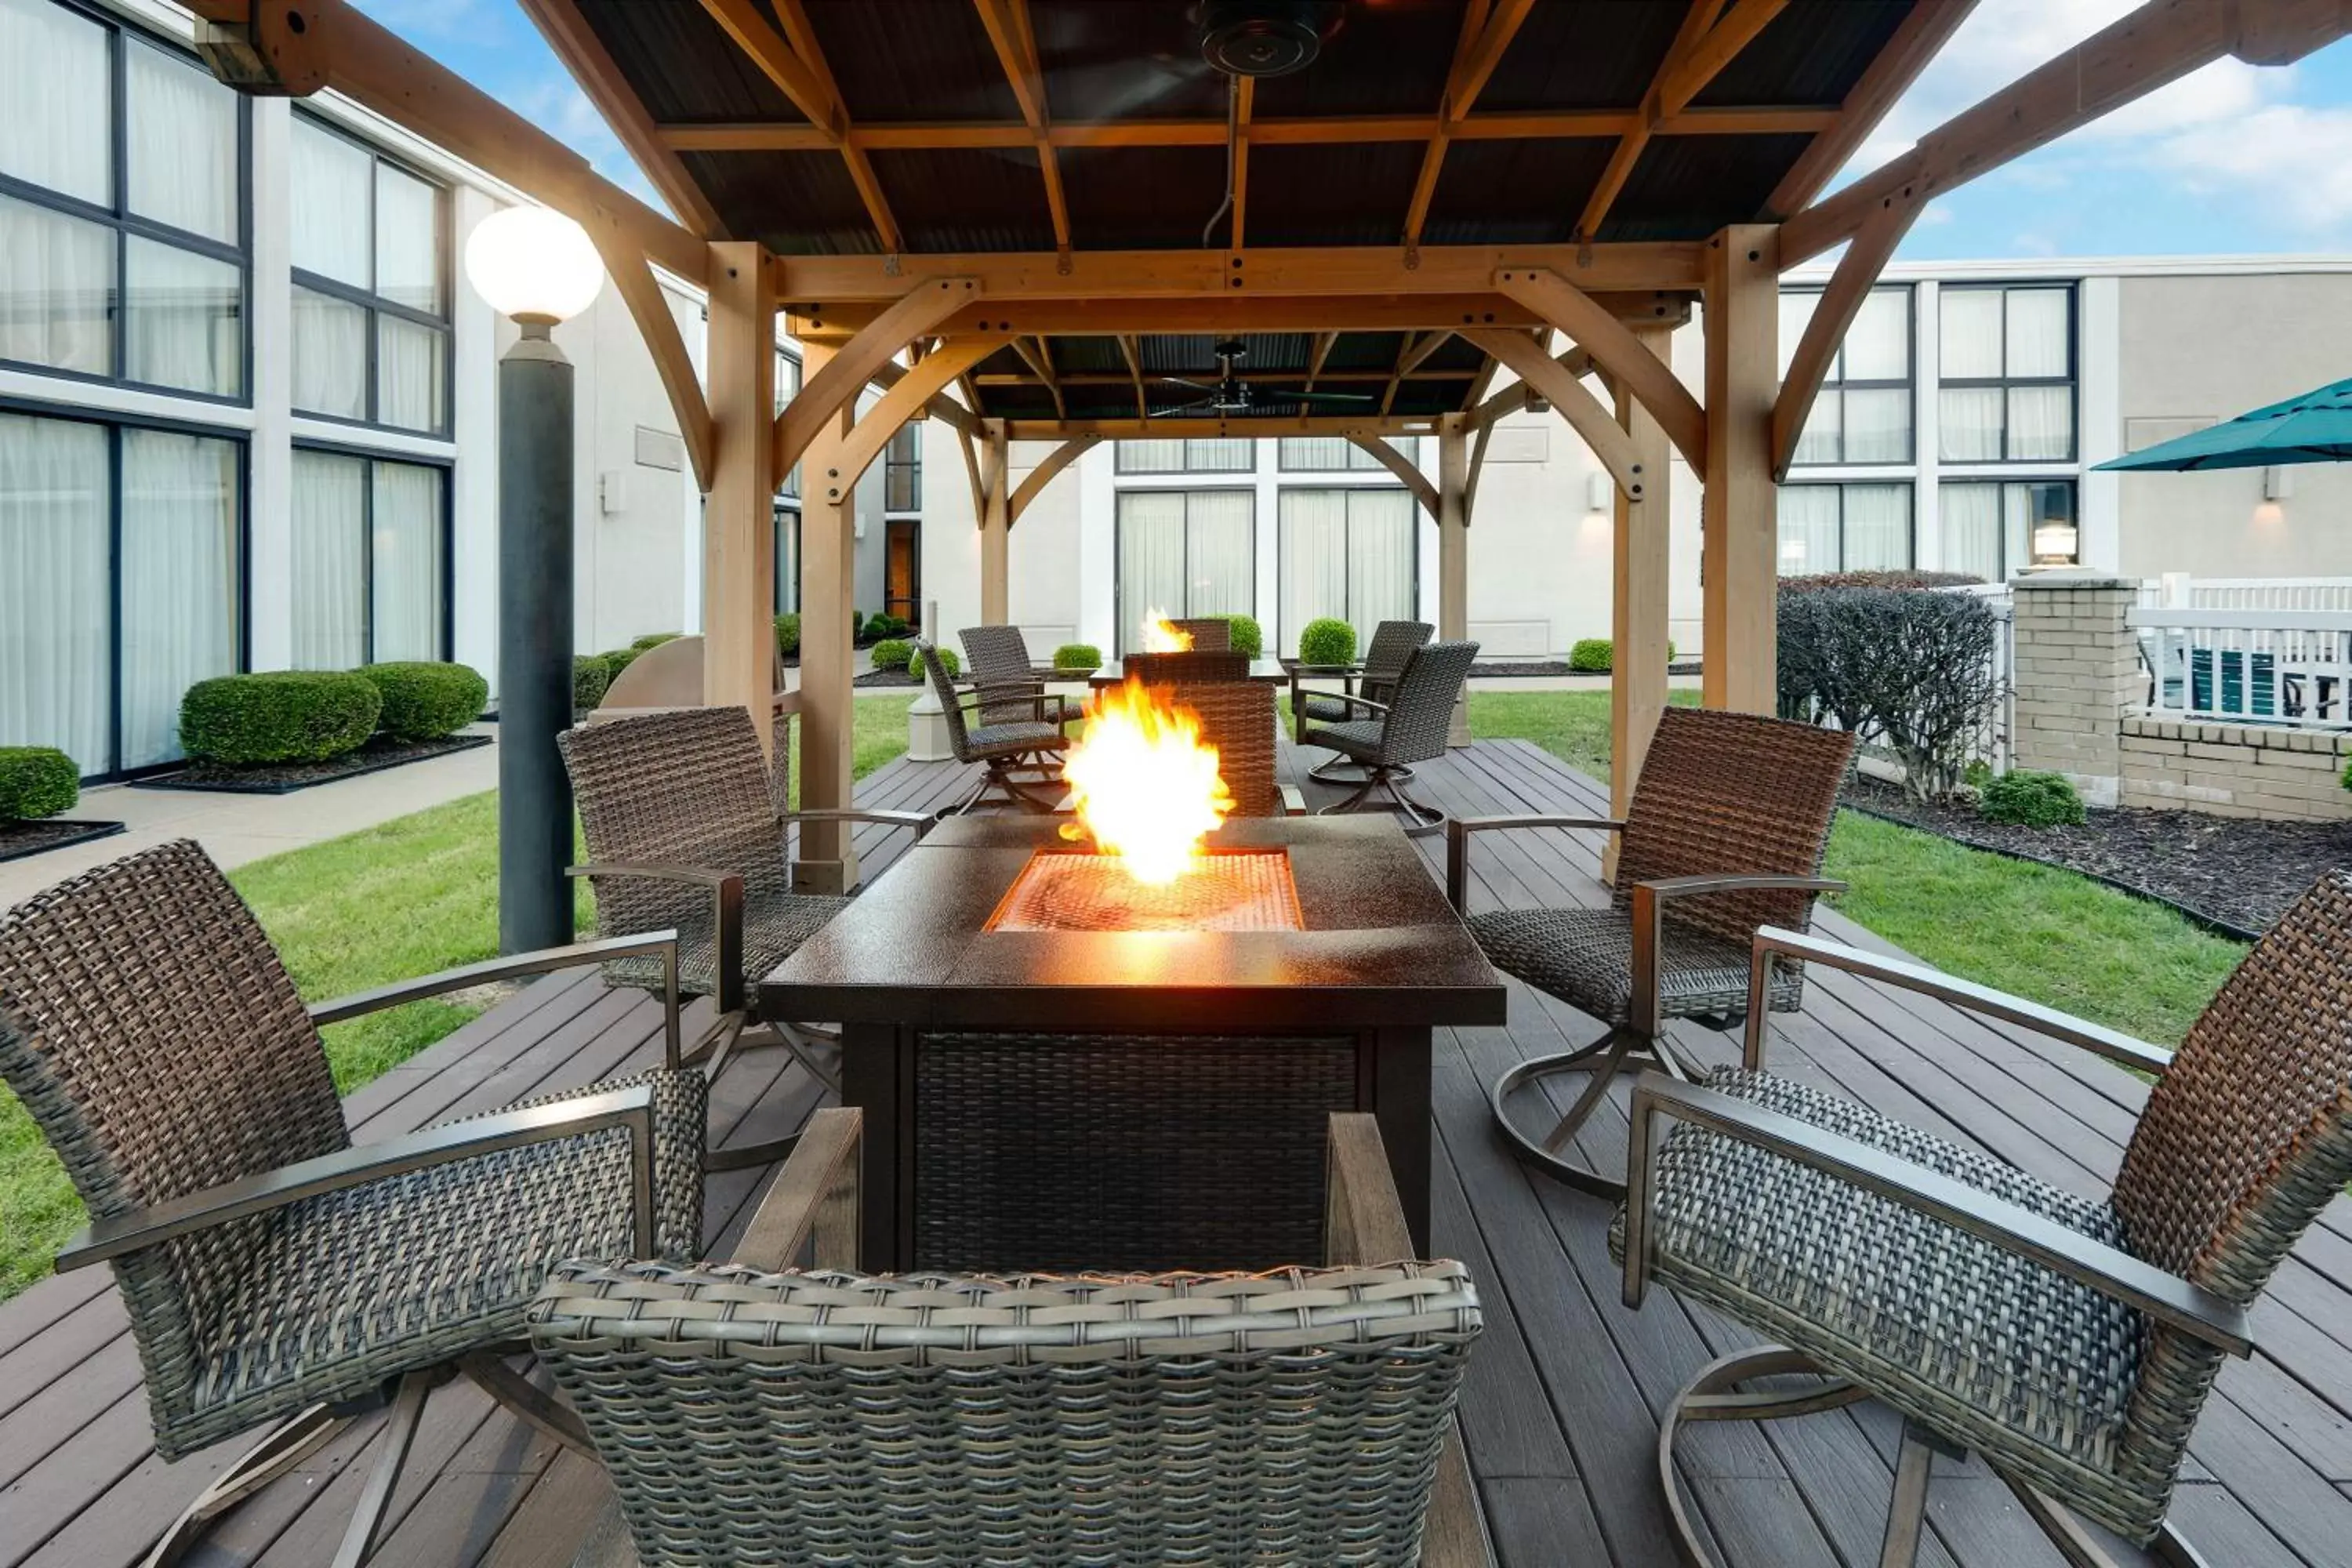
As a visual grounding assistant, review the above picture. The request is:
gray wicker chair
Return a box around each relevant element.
[1309,639,1479,832]
[918,638,1071,814]
[0,840,706,1567]
[1616,873,2352,1567]
[1172,615,1232,650]
[958,622,1082,730]
[1293,619,1433,782]
[559,706,934,1149]
[531,1109,1492,1568]
[1456,706,1855,1198]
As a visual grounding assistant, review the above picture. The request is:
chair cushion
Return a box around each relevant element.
[966,720,1069,759]
[603,886,851,1004]
[1299,691,1369,724]
[1312,719,1387,762]
[157,1068,708,1458]
[1465,906,1801,1025]
[1613,1067,2158,1535]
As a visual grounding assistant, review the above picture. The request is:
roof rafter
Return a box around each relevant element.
[971,0,1073,255]
[1117,335,1147,417]
[1231,78,1255,249]
[1764,0,1976,218]
[1011,336,1067,419]
[1381,331,1455,414]
[515,0,723,237]
[1403,0,1536,248]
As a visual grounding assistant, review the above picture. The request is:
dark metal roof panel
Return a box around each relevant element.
[1059,145,1231,249]
[1063,383,1137,418]
[1421,137,1613,245]
[1696,0,1916,108]
[1031,1,1227,122]
[808,0,1022,122]
[574,0,802,125]
[1392,378,1473,416]
[1053,337,1128,374]
[1246,141,1425,247]
[1250,1,1465,118]
[681,151,878,255]
[1323,331,1408,372]
[1600,132,1813,242]
[867,147,1058,251]
[1478,0,1683,113]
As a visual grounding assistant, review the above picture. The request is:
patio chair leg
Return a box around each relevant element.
[330,1367,444,1568]
[1489,1026,1670,1199]
[1655,1347,1875,1568]
[2002,1472,2213,1568]
[1306,753,1412,785]
[1879,1425,1935,1568]
[143,1403,345,1568]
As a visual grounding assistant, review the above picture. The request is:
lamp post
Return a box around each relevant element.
[464,207,605,954]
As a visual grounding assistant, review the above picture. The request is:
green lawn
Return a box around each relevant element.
[0,695,918,1301]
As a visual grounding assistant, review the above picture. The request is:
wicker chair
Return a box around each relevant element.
[559,706,934,1145]
[1616,873,2352,1567]
[1172,615,1232,650]
[918,639,1072,814]
[1293,619,1433,783]
[1164,677,1286,815]
[1455,706,1855,1198]
[1309,639,1479,832]
[0,840,706,1567]
[531,1109,1492,1568]
[958,622,1082,730]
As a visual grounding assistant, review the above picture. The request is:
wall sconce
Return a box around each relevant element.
[2263,465,2294,502]
[2031,518,2080,567]
[1585,470,1613,513]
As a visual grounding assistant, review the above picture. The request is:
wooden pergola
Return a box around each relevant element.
[187,0,2351,891]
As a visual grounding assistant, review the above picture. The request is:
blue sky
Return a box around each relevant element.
[351,0,2352,263]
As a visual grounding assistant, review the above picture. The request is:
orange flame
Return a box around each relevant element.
[1059,675,1233,884]
[1140,610,1193,653]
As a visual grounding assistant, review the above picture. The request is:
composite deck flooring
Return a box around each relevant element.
[3,739,2349,1566]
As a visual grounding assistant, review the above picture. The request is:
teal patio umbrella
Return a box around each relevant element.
[2094,375,2352,471]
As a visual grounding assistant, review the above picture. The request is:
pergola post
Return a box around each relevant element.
[795,336,860,893]
[979,419,1011,625]
[702,241,778,746]
[1700,223,1779,714]
[1607,322,1675,884]
[1437,412,1471,747]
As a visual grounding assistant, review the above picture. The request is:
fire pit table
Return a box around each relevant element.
[758,813,1505,1273]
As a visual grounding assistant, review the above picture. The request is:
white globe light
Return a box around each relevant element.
[464,205,604,324]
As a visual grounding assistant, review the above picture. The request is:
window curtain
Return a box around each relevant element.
[1939,387,2004,462]
[1118,440,1185,474]
[376,316,445,432]
[292,286,367,419]
[373,164,440,314]
[1776,291,1820,379]
[2005,289,2069,377]
[291,450,367,669]
[125,42,238,245]
[1843,289,1910,380]
[1793,389,1842,465]
[119,430,239,768]
[2007,386,2072,460]
[0,413,111,775]
[1279,489,1348,655]
[1776,487,1839,577]
[1842,387,1910,463]
[1940,289,2003,379]
[125,238,241,397]
[1188,439,1254,473]
[1940,482,2002,583]
[0,194,114,376]
[1280,437,1350,470]
[0,0,109,205]
[290,120,371,287]
[1183,489,1254,615]
[1346,488,1415,631]
[1843,484,1911,571]
[371,461,442,662]
[1116,491,1186,651]
[775,505,800,614]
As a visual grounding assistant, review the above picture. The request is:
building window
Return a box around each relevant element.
[885,423,920,513]
[775,347,800,500]
[1940,479,2076,582]
[1113,488,1254,653]
[1278,488,1417,656]
[775,501,799,615]
[0,0,247,399]
[0,407,245,779]
[289,448,447,667]
[1777,482,1912,576]
[1115,437,1255,474]
[1780,285,1911,465]
[289,114,448,434]
[1276,435,1420,472]
[1939,285,2074,463]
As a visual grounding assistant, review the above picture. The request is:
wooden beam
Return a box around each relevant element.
[702,239,777,748]
[1609,322,1675,880]
[1231,77,1254,249]
[1463,418,1494,522]
[1117,334,1147,417]
[957,423,987,521]
[794,292,1548,340]
[871,358,980,436]
[1001,416,1444,439]
[1770,184,1921,479]
[1404,0,1536,246]
[1012,336,1066,418]
[971,0,1072,254]
[1469,343,1594,427]
[1009,434,1101,524]
[1305,331,1338,393]
[1765,0,1976,218]
[796,334,858,885]
[1783,0,2352,267]
[515,0,723,237]
[1577,0,1726,242]
[1436,412,1472,746]
[1461,327,1644,497]
[1496,267,1705,469]
[1701,223,1778,715]
[699,0,902,250]
[979,421,1011,623]
[590,234,714,492]
[775,278,979,485]
[976,368,1464,387]
[826,338,1005,503]
[1345,435,1439,520]
[1657,0,1791,116]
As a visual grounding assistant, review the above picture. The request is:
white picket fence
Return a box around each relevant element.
[2149,575,2352,613]
[2131,605,2352,728]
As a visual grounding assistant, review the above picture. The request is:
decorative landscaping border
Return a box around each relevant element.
[0,819,129,865]
[132,733,492,796]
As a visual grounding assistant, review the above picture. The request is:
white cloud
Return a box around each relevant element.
[2154,103,2352,233]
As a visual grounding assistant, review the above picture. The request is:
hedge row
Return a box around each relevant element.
[1566,637,1679,673]
[179,660,487,767]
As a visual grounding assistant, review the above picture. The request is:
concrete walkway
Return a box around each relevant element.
[1,726,502,911]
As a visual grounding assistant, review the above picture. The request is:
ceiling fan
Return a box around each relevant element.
[1151,339,1374,418]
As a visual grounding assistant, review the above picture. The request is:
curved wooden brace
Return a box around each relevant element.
[1345,435,1439,521]
[775,277,979,482]
[1771,183,1921,480]
[1009,434,1101,527]
[818,337,1004,503]
[1461,328,1646,500]
[1495,268,1706,471]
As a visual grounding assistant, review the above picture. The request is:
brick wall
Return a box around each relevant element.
[2120,718,2352,821]
[2009,575,2143,808]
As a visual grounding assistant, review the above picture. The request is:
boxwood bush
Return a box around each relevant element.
[914,645,960,680]
[1570,637,1613,673]
[864,612,910,641]
[601,647,643,684]
[574,655,612,713]
[774,613,800,657]
[0,748,78,822]
[868,637,915,673]
[359,661,488,742]
[181,671,381,765]
[1219,613,1264,658]
[1778,583,2003,804]
[630,631,681,652]
[1053,643,1102,670]
[1297,618,1356,667]
[1978,770,2086,829]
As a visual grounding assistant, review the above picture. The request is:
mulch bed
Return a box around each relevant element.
[0,818,127,865]
[854,669,923,688]
[1843,775,2352,938]
[132,733,492,795]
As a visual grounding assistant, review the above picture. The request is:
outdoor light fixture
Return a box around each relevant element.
[2031,517,2080,567]
[464,205,604,328]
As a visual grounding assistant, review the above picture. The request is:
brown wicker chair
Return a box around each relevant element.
[958,622,1082,730]
[1616,873,2352,1566]
[1452,706,1855,1198]
[1163,677,1286,815]
[1293,619,1433,783]
[1310,640,1479,832]
[919,640,1071,813]
[1172,615,1232,650]
[532,1109,1493,1568]
[559,706,934,1145]
[0,840,706,1567]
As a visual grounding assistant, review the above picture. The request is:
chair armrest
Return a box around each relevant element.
[784,808,937,841]
[1627,876,1846,1035]
[1740,925,2173,1077]
[1443,814,1628,911]
[1620,1073,2252,1356]
[1290,663,1367,677]
[312,928,688,1069]
[57,1083,662,1272]
[1324,1112,1410,1265]
[568,860,739,1022]
[733,1107,862,1272]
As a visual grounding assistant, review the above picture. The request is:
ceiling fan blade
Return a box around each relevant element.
[1149,399,1222,417]
[1289,388,1377,405]
[1154,376,1221,392]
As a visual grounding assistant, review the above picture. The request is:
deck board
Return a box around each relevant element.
[4,739,2350,1566]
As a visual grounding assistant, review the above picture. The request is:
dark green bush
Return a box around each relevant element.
[1298,618,1356,667]
[774,613,801,657]
[358,661,487,742]
[1569,638,1613,673]
[601,647,642,684]
[1220,613,1264,658]
[630,631,681,652]
[914,645,960,680]
[865,612,910,640]
[1778,585,2003,804]
[869,637,915,672]
[1780,570,1984,594]
[180,671,381,765]
[574,655,612,713]
[0,748,78,822]
[1978,770,2086,829]
[1053,643,1102,670]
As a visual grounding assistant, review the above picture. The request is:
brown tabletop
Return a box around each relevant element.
[1086,657,1294,687]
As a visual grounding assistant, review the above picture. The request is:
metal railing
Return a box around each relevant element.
[2130,606,2352,728]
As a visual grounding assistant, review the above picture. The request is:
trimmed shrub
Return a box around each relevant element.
[1668,640,1679,662]
[1219,613,1264,658]
[868,637,915,673]
[1569,638,1613,673]
[1053,643,1102,670]
[864,612,910,640]
[601,647,642,683]
[630,631,681,652]
[1298,618,1356,667]
[574,655,612,713]
[1978,770,2087,829]
[1780,570,1984,595]
[914,645,960,680]
[358,661,487,742]
[2343,759,2352,793]
[774,613,801,657]
[1777,585,2003,804]
[0,748,78,822]
[180,671,381,766]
